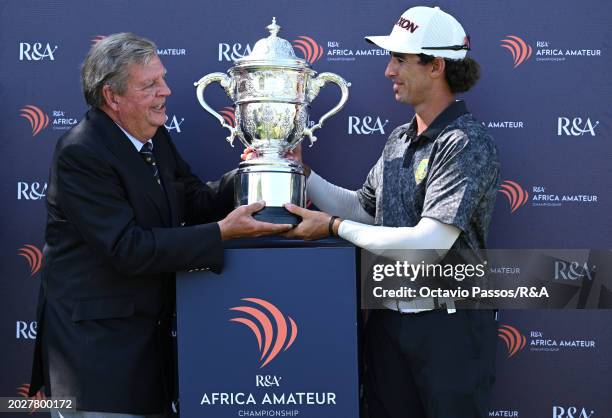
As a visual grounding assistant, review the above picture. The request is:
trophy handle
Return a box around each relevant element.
[303,72,351,147]
[194,72,238,147]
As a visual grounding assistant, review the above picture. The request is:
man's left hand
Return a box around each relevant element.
[282,204,333,241]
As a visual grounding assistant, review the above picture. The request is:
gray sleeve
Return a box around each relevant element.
[421,131,499,232]
[356,155,383,217]
[306,171,375,224]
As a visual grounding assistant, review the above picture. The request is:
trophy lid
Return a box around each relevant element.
[234,18,311,69]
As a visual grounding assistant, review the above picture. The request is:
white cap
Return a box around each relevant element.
[365,6,470,60]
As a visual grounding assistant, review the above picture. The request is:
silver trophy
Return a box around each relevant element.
[195,18,350,224]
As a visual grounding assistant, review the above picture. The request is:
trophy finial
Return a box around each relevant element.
[267,17,280,37]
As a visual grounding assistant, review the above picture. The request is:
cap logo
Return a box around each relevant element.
[395,17,419,33]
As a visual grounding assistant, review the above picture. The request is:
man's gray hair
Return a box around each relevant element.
[81,33,158,108]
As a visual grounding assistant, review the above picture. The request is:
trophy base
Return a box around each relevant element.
[235,157,306,226]
[253,206,301,226]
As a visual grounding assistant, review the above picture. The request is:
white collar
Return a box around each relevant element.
[115,123,153,152]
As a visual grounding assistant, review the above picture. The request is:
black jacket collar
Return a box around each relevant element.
[405,100,469,145]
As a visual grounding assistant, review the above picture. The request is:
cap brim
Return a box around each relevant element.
[364,35,420,54]
[366,35,468,59]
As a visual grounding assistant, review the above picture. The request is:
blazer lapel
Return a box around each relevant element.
[88,108,171,226]
[153,129,181,227]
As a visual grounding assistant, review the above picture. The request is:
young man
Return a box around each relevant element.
[283,6,500,418]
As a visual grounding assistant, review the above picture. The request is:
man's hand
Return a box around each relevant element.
[282,204,339,241]
[285,144,302,162]
[217,201,292,240]
[240,147,259,161]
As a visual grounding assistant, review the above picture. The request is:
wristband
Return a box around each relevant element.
[328,216,339,237]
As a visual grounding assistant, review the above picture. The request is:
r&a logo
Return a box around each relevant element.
[20,105,49,136]
[348,116,388,135]
[554,261,595,281]
[17,182,47,200]
[16,321,37,339]
[165,115,185,133]
[500,35,532,68]
[498,324,526,358]
[230,298,298,368]
[498,180,529,213]
[291,36,324,64]
[553,406,595,418]
[255,375,281,387]
[18,244,43,276]
[557,117,599,136]
[218,42,252,61]
[19,42,57,61]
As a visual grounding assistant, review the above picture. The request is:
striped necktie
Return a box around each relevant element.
[139,142,162,187]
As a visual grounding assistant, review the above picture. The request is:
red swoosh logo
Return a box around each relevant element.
[219,106,236,127]
[499,180,529,213]
[17,383,45,413]
[292,36,324,64]
[498,324,527,358]
[91,35,107,45]
[18,244,43,276]
[230,298,298,368]
[20,105,49,136]
[500,35,532,68]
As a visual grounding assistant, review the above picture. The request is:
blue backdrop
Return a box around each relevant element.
[1,1,611,417]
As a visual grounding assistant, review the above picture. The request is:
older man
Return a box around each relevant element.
[283,6,500,418]
[29,33,290,417]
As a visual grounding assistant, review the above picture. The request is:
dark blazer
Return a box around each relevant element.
[29,108,234,414]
